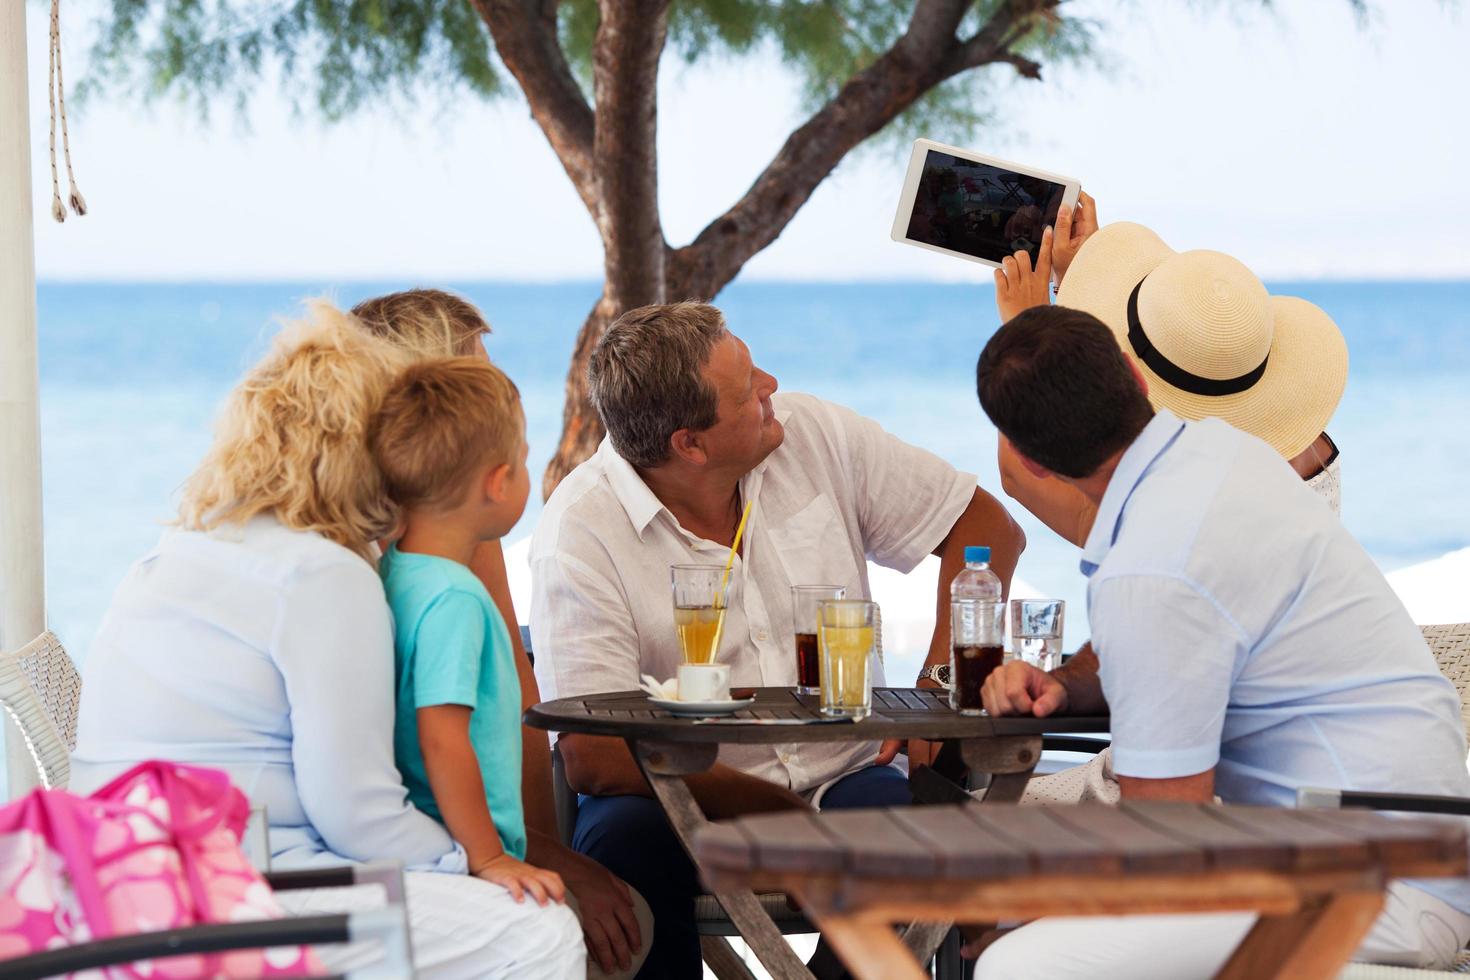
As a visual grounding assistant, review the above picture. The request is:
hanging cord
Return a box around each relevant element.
[47,0,86,223]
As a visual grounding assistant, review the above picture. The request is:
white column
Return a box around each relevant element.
[0,2,47,798]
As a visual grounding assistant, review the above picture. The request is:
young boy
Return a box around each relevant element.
[370,355,564,906]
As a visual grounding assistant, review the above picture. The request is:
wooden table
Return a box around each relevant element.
[695,800,1469,980]
[525,686,1109,979]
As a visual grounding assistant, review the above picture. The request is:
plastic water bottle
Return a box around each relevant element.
[951,546,1002,602]
[950,546,1005,714]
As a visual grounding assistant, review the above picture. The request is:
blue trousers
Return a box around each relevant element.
[573,764,911,979]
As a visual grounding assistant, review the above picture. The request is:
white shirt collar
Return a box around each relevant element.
[598,410,791,539]
[598,439,671,537]
[1080,408,1186,576]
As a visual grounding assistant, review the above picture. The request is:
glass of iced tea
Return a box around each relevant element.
[950,597,1005,716]
[817,599,876,719]
[671,564,728,665]
[791,585,845,695]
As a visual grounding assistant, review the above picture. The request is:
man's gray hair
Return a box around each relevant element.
[588,302,730,469]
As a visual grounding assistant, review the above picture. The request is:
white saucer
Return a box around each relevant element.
[648,695,755,717]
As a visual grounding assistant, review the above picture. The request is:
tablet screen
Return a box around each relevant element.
[904,150,1067,264]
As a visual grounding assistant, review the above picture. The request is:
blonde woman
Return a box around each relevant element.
[350,289,650,979]
[70,302,584,979]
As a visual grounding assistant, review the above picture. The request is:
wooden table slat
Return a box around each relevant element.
[963,805,1122,875]
[893,689,928,710]
[1291,808,1469,866]
[888,805,1031,878]
[919,690,951,711]
[1119,803,1295,871]
[814,809,940,877]
[1201,806,1373,871]
[698,820,758,871]
[1044,804,1207,873]
[874,690,905,709]
[729,810,848,874]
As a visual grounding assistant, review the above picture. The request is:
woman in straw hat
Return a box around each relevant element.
[71,302,586,978]
[992,206,1346,544]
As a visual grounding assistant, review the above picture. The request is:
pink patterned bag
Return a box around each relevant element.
[0,760,322,977]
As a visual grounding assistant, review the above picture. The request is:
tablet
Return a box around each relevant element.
[891,139,1080,269]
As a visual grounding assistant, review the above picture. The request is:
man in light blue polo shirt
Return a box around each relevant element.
[972,304,1470,976]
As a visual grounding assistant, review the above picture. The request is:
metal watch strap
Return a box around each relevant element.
[917,663,952,689]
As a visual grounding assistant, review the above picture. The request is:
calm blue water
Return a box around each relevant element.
[35,280,1470,656]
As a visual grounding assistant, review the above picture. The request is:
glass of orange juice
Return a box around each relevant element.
[817,599,876,719]
[670,564,727,665]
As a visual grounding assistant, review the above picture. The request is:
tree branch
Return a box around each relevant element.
[593,0,672,308]
[666,0,1055,299]
[943,0,1060,76]
[469,0,601,221]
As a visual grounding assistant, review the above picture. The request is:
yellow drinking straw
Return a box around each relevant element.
[718,498,753,603]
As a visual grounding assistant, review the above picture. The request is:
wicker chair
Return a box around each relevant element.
[1295,623,1470,978]
[0,630,81,789]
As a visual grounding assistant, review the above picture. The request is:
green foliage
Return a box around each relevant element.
[556,1,1102,148]
[81,0,501,119]
[80,1,1371,148]
[82,0,1100,145]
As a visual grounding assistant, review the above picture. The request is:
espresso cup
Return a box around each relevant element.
[677,662,731,702]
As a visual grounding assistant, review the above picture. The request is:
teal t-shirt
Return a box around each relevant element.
[381,545,526,861]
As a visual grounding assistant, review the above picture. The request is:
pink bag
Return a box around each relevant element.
[0,760,321,977]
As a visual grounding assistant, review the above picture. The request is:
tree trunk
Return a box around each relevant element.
[541,0,671,499]
[541,289,620,500]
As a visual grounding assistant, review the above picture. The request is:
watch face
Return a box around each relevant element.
[920,664,951,686]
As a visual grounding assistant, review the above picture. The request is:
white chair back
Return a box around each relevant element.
[0,630,81,789]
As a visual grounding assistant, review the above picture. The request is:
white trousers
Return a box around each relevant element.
[277,870,585,979]
[973,881,1470,978]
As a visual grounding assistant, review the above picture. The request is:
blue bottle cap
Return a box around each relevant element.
[964,546,991,564]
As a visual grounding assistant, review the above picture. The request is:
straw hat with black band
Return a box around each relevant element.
[1055,222,1348,461]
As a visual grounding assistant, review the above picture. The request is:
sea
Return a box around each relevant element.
[33,279,1470,666]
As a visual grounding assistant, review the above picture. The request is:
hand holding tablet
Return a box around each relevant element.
[891,139,1080,270]
[994,226,1055,322]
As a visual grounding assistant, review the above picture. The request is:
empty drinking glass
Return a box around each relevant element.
[1010,598,1065,672]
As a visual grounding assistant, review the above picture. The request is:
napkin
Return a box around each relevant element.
[639,674,680,701]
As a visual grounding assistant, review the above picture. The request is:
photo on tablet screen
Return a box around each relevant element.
[904,150,1068,265]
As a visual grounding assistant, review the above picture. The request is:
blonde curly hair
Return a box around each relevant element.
[177,300,410,562]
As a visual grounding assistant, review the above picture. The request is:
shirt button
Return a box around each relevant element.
[756,630,769,642]
[778,752,791,764]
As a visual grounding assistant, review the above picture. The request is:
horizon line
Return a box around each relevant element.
[35,274,1470,288]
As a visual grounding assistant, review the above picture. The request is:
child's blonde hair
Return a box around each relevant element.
[370,357,525,512]
[177,301,408,561]
[351,289,489,360]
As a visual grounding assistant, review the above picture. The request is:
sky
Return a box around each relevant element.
[22,1,1470,283]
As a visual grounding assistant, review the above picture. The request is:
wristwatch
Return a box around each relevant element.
[917,663,952,689]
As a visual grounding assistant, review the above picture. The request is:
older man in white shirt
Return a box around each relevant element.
[531,301,1024,976]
